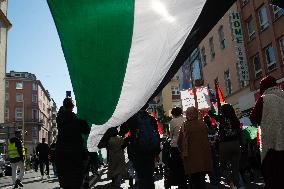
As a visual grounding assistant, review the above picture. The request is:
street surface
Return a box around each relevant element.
[0,166,265,189]
[0,169,60,189]
[93,166,265,189]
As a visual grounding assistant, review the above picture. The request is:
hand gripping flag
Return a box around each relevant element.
[48,0,210,151]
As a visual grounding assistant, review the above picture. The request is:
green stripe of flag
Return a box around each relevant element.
[47,0,135,124]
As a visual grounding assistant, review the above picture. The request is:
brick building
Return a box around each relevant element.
[237,0,284,112]
[4,71,56,154]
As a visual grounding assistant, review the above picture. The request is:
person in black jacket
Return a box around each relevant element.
[56,97,90,189]
[8,130,25,188]
[208,104,242,188]
[49,139,57,176]
[36,138,50,180]
[120,104,161,189]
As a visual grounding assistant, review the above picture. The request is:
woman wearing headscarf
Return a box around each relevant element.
[103,127,127,186]
[250,76,284,189]
[178,107,212,189]
[208,103,242,188]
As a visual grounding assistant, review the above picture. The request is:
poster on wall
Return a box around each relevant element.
[180,87,211,111]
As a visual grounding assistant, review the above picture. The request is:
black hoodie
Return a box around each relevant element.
[9,137,24,163]
[55,107,90,188]
[56,106,90,154]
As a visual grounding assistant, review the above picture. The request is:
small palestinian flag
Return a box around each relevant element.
[215,80,226,115]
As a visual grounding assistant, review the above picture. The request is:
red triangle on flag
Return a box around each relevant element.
[215,81,225,103]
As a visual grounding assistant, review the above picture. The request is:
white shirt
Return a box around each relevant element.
[169,116,185,147]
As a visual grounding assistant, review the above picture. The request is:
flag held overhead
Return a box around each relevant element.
[48,0,233,151]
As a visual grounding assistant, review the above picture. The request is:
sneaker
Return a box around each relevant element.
[47,175,50,179]
[16,179,23,187]
[41,176,44,180]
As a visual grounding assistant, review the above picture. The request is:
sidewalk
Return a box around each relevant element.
[0,169,60,189]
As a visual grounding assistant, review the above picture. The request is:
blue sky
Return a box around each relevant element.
[7,0,73,109]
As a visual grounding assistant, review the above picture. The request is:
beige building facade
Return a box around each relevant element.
[199,2,250,115]
[0,0,11,123]
[160,74,182,117]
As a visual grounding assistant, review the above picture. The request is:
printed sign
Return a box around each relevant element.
[180,89,195,112]
[180,87,211,111]
[230,12,249,81]
[196,86,211,109]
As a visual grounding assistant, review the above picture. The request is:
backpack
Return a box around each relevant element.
[132,112,160,154]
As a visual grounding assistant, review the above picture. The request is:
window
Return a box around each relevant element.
[241,0,249,6]
[252,54,262,79]
[171,86,180,100]
[5,108,9,120]
[218,26,226,49]
[5,93,9,101]
[32,109,38,120]
[273,5,284,20]
[32,83,37,91]
[42,116,45,124]
[246,16,255,40]
[209,37,215,58]
[15,108,23,120]
[224,70,232,95]
[16,82,23,89]
[201,47,207,66]
[258,5,269,30]
[279,36,284,63]
[16,93,23,102]
[32,94,38,103]
[5,81,9,88]
[171,86,180,95]
[265,45,276,71]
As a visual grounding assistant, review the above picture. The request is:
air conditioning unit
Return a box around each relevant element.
[249,31,256,41]
[267,62,277,72]
[255,70,262,79]
[260,22,269,31]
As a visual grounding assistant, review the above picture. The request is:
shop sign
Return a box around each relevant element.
[230,12,249,81]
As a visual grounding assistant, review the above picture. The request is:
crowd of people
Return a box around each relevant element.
[95,75,284,189]
[6,75,284,189]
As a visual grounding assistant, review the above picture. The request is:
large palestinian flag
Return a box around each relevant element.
[47,0,235,151]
